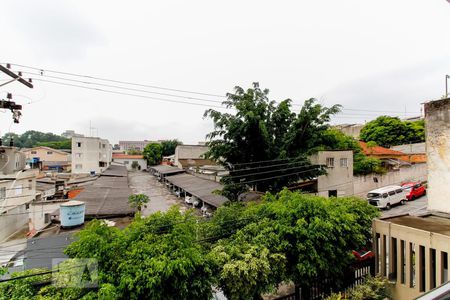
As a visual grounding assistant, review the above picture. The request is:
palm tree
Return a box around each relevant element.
[128,194,150,212]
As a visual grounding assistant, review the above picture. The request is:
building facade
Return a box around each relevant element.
[372,98,450,299]
[71,137,112,174]
[119,140,153,152]
[112,154,148,171]
[0,146,37,242]
[174,145,209,169]
[310,150,354,197]
[22,146,71,171]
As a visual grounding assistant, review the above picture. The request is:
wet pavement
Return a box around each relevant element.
[128,171,186,216]
[381,194,428,218]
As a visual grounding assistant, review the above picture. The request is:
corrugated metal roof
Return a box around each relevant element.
[165,174,228,208]
[149,165,185,175]
[71,165,134,217]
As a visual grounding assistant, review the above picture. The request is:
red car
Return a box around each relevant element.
[401,181,426,200]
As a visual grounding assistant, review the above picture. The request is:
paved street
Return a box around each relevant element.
[381,194,428,218]
[128,171,186,216]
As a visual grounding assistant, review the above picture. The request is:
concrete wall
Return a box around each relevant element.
[310,150,354,197]
[71,137,112,174]
[425,98,450,213]
[334,124,364,139]
[0,204,28,242]
[113,158,147,171]
[28,201,62,234]
[391,143,426,155]
[353,163,427,197]
[174,145,209,168]
[373,218,450,300]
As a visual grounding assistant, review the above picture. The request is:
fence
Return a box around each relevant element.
[275,257,375,300]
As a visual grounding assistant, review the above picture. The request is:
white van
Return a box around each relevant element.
[367,185,407,210]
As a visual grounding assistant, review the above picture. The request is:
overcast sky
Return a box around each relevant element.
[1,1,449,144]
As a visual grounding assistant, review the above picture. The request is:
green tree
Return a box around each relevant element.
[143,143,163,165]
[37,139,71,149]
[128,193,150,212]
[161,139,183,156]
[359,116,425,147]
[204,83,340,198]
[1,130,69,148]
[127,148,142,155]
[65,208,215,300]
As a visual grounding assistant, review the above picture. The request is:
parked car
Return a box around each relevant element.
[401,181,426,200]
[367,185,407,210]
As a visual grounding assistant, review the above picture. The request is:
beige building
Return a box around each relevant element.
[174,145,210,169]
[119,140,153,152]
[310,150,354,197]
[71,137,112,174]
[0,146,37,242]
[22,146,70,163]
[112,154,147,171]
[372,98,450,299]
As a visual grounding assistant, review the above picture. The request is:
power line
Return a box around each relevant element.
[31,78,227,110]
[6,63,225,98]
[22,71,223,104]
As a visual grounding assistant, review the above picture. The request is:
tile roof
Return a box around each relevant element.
[359,141,406,156]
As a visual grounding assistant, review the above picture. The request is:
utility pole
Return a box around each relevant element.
[0,64,34,124]
[446,75,449,98]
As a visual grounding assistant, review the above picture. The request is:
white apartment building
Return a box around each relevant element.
[71,137,112,174]
[0,146,37,242]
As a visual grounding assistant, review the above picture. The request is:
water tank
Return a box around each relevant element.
[60,201,85,228]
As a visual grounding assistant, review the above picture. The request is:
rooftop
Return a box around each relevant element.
[382,214,450,237]
[359,141,406,157]
[112,153,144,159]
[165,173,228,208]
[149,165,185,175]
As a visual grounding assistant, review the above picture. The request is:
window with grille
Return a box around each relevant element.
[326,157,334,168]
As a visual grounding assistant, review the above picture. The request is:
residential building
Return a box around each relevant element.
[61,130,84,139]
[174,145,212,169]
[71,137,112,174]
[372,98,450,300]
[112,153,148,171]
[310,150,354,197]
[334,123,364,139]
[119,140,153,152]
[391,142,427,165]
[22,146,71,172]
[0,146,37,242]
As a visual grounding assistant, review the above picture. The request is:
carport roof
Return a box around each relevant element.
[149,165,185,175]
[165,174,228,208]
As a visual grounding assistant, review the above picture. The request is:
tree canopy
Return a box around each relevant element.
[1,191,379,300]
[161,139,183,156]
[143,143,163,166]
[1,130,69,149]
[204,83,341,198]
[359,116,425,147]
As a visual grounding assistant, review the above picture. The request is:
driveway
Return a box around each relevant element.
[381,194,428,218]
[128,171,186,216]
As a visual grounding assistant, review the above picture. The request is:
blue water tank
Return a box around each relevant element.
[60,201,85,228]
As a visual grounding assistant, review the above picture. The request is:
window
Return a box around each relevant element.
[419,245,425,292]
[396,189,403,194]
[410,242,416,288]
[401,240,406,284]
[25,203,30,210]
[340,158,348,167]
[102,144,106,149]
[124,161,129,165]
[442,252,448,284]
[75,153,82,158]
[15,185,22,196]
[77,142,82,147]
[388,191,396,196]
[47,151,53,155]
[31,151,37,154]
[28,180,32,190]
[75,164,83,169]
[326,157,334,168]
[390,237,397,281]
[383,193,388,198]
[430,248,436,289]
